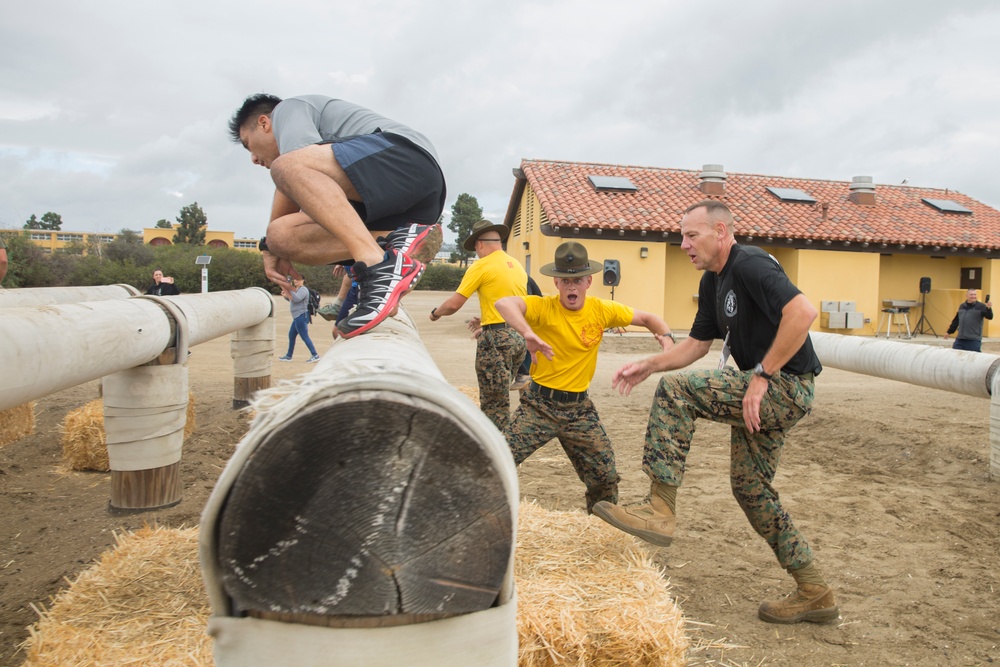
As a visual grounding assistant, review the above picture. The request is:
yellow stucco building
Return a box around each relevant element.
[16,226,258,254]
[503,161,1000,337]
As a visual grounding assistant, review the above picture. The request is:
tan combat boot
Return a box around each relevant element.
[757,583,839,624]
[592,483,676,547]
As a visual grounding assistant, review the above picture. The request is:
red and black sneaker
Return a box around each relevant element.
[378,223,442,265]
[336,249,425,338]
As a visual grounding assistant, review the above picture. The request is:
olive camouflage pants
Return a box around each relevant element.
[475,327,526,432]
[644,367,815,571]
[505,389,619,513]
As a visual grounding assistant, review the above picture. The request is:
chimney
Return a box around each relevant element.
[849,175,876,206]
[698,164,727,196]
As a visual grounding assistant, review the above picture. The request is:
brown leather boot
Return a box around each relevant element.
[592,483,676,547]
[757,583,839,624]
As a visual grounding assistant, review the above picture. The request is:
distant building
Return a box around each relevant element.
[13,225,258,254]
[143,225,257,250]
[502,160,1000,337]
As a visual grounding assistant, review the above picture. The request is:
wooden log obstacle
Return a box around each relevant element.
[811,332,1000,479]
[200,307,519,667]
[0,287,275,510]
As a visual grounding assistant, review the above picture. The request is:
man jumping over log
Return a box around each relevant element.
[228,94,445,338]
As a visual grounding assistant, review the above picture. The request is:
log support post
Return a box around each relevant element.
[230,310,275,409]
[105,296,190,512]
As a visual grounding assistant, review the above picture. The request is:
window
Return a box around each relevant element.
[922,198,972,214]
[588,175,637,192]
[766,187,816,203]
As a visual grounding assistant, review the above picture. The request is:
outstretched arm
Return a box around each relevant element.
[612,336,712,396]
[495,296,554,364]
[429,292,469,321]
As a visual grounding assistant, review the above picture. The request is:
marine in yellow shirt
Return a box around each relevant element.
[430,220,527,431]
[495,241,673,513]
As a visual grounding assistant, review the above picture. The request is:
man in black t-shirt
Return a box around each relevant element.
[593,199,838,625]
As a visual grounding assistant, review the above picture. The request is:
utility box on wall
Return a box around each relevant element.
[821,300,864,330]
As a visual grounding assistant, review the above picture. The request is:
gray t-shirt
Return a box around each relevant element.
[271,95,439,163]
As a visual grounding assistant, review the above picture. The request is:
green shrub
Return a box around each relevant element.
[415,263,466,291]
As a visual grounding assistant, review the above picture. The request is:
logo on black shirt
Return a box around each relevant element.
[724,289,737,318]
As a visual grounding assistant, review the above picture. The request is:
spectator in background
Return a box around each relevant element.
[145,269,180,296]
[0,234,8,284]
[279,277,320,363]
[945,289,993,352]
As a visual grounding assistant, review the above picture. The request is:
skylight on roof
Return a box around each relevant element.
[766,187,816,203]
[588,175,637,192]
[922,198,972,214]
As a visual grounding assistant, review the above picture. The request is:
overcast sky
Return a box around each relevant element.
[2,1,998,245]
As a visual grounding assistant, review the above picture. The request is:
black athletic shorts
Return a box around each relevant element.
[330,132,446,231]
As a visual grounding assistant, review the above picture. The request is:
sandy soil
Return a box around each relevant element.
[2,290,999,666]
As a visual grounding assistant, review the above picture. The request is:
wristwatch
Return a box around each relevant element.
[258,236,269,253]
[753,363,772,380]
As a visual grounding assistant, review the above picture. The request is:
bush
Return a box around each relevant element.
[0,237,466,295]
[1,232,59,288]
[415,263,466,291]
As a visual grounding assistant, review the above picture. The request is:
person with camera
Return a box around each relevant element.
[145,269,180,296]
[945,289,993,352]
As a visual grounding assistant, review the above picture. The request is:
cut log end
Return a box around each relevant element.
[217,392,512,620]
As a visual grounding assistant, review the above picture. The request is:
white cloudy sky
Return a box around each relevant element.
[2,1,998,244]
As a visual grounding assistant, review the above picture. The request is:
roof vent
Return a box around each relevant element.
[698,164,727,195]
[849,175,876,206]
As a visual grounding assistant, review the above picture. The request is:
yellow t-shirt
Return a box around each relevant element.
[524,295,634,392]
[456,251,528,326]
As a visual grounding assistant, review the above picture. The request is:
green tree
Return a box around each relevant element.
[155,219,172,229]
[173,202,207,245]
[1,232,57,287]
[24,212,63,230]
[447,193,483,267]
[118,228,143,244]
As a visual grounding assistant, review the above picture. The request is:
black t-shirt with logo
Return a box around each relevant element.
[689,245,822,377]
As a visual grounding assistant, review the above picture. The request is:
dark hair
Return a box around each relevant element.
[227,93,283,143]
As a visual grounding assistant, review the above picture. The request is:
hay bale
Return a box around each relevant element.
[516,502,688,666]
[61,396,198,472]
[0,402,35,447]
[21,504,688,666]
[20,526,211,667]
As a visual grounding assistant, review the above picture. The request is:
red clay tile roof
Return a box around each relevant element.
[516,160,1000,251]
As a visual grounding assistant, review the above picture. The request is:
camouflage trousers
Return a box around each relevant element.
[475,326,526,432]
[644,367,815,571]
[505,389,619,513]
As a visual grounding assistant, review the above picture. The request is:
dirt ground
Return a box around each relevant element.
[2,290,999,666]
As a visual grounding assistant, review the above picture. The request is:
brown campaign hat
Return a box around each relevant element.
[463,219,510,251]
[539,241,602,278]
